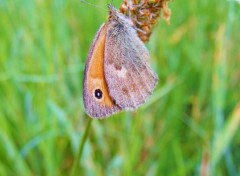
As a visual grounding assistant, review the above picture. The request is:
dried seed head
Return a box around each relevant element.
[119,0,171,43]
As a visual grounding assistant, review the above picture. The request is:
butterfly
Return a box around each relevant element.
[83,5,158,118]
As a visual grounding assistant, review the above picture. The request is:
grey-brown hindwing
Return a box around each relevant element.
[104,17,158,109]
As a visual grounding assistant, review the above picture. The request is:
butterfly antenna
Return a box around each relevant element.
[79,0,106,11]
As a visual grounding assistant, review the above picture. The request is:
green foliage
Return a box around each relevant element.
[0,0,240,175]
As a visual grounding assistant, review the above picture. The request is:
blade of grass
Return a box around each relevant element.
[211,103,240,168]
[211,0,236,174]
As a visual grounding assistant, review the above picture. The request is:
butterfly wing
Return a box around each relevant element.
[104,22,158,109]
[83,24,121,118]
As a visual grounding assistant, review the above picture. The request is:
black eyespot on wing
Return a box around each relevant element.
[95,89,103,99]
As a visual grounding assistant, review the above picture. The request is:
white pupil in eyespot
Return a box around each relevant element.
[95,89,103,99]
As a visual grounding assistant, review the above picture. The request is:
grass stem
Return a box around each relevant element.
[71,118,92,176]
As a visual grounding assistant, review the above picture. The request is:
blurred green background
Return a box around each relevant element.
[0,0,240,175]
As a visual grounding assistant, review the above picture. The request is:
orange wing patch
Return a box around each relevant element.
[86,25,114,107]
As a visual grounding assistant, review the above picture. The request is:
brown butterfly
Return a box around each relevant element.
[83,5,158,118]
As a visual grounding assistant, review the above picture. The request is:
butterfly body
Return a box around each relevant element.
[83,5,158,118]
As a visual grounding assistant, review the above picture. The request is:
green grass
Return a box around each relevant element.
[0,0,240,175]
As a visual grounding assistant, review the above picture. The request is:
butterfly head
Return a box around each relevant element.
[107,4,134,29]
